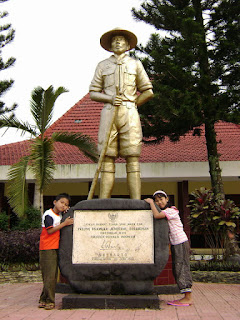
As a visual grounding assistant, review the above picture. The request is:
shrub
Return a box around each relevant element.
[0,262,39,272]
[12,207,41,230]
[188,187,240,260]
[190,260,240,272]
[0,229,41,264]
[0,211,9,231]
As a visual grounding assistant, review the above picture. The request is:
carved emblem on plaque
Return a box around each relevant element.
[108,212,118,222]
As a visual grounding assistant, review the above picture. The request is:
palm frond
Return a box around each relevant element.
[42,86,68,130]
[30,86,44,128]
[30,137,55,191]
[6,156,29,218]
[0,114,38,136]
[52,86,69,101]
[52,131,98,162]
[30,86,68,134]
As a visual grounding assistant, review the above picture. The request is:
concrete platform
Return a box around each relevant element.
[62,294,160,309]
[56,282,180,295]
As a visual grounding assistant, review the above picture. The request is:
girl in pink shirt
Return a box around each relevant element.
[145,190,193,306]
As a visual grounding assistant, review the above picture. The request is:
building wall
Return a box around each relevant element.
[189,180,240,194]
[44,182,90,196]
[43,180,240,206]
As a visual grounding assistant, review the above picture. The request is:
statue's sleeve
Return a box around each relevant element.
[89,62,104,93]
[136,60,153,92]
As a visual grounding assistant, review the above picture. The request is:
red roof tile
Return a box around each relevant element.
[45,94,100,140]
[0,93,240,165]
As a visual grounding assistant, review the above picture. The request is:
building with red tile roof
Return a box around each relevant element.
[0,93,239,246]
[1,93,240,165]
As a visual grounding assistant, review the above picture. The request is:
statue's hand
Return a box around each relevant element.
[112,94,123,106]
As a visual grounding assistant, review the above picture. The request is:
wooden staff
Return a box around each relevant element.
[87,87,119,200]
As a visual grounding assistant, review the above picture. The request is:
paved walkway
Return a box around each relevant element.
[0,282,240,319]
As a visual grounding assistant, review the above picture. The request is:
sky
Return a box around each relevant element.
[0,0,156,145]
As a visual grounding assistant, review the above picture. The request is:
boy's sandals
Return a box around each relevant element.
[44,303,55,310]
[38,302,46,308]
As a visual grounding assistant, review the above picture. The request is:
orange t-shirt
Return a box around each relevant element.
[39,208,62,250]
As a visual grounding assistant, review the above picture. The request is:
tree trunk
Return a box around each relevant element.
[192,0,225,199]
[40,190,44,216]
[205,120,225,198]
[33,184,44,215]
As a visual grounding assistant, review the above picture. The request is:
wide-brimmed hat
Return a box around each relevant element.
[100,27,137,52]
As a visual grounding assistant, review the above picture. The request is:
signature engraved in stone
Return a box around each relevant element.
[135,244,142,252]
[100,240,123,250]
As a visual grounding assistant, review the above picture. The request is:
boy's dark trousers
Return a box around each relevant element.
[39,249,58,304]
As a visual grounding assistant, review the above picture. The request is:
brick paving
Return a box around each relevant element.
[0,282,240,319]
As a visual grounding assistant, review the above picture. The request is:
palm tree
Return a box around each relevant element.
[0,85,98,216]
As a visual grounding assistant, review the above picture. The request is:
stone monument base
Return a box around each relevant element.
[59,199,170,296]
[62,294,160,309]
[56,282,180,295]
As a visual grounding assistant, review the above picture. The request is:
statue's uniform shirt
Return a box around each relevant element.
[89,54,152,158]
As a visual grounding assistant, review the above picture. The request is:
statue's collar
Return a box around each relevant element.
[110,53,128,64]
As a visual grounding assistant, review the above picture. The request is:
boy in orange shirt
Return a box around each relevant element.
[38,193,73,310]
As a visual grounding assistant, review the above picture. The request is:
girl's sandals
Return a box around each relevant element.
[44,303,55,310]
[38,302,46,308]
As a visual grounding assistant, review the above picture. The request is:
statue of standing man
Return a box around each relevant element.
[89,27,153,199]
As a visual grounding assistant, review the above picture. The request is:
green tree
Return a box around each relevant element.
[132,0,240,198]
[0,0,17,117]
[0,85,98,216]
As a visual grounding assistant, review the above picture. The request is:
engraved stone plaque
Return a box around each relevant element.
[72,210,154,264]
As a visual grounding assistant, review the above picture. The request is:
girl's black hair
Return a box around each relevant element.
[153,193,171,209]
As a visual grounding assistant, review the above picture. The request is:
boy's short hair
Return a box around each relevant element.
[55,193,71,204]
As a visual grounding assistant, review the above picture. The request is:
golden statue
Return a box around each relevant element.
[89,27,153,199]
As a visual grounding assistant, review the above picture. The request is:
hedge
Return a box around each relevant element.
[0,229,41,264]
